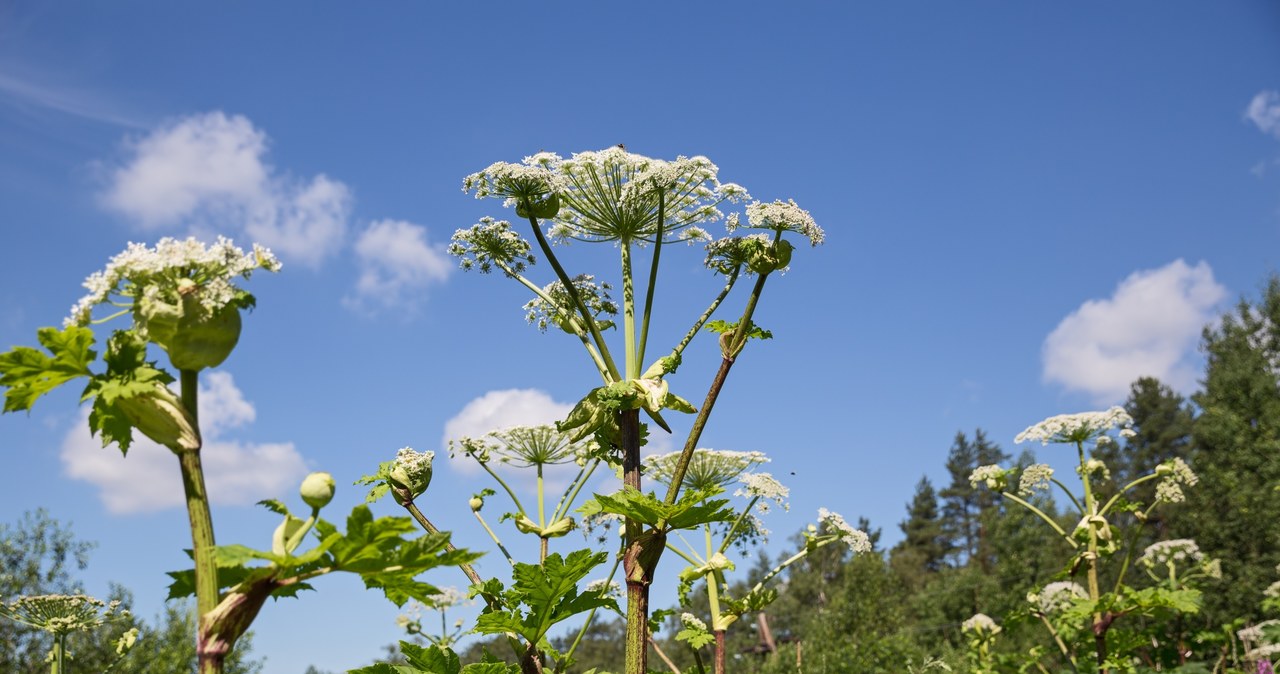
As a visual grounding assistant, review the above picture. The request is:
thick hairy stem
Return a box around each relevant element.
[620,410,661,674]
[177,370,222,674]
[714,630,727,674]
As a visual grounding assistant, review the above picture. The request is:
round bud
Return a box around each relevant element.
[469,496,484,512]
[140,289,243,371]
[300,472,336,509]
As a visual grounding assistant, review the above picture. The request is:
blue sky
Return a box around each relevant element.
[2,2,1279,671]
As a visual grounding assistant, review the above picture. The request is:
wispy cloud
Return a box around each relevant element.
[101,111,352,267]
[1041,260,1226,404]
[0,70,146,129]
[1246,90,1280,140]
[60,372,307,514]
[344,219,452,313]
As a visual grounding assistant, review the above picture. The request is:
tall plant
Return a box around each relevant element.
[455,147,825,674]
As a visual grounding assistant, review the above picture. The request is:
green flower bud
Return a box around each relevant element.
[300,472,335,509]
[139,287,243,371]
[469,496,484,511]
[271,514,306,556]
[513,514,542,536]
[515,193,560,220]
[115,382,201,453]
[388,448,434,501]
[541,517,575,539]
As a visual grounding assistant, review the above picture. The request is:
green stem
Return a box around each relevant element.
[636,191,664,369]
[553,460,599,523]
[1036,612,1080,672]
[672,267,740,357]
[660,272,770,512]
[472,511,516,566]
[52,632,65,674]
[1112,502,1158,594]
[718,497,761,555]
[1051,477,1085,514]
[475,460,527,515]
[537,466,546,529]
[621,241,638,380]
[1076,442,1107,672]
[665,541,702,566]
[1099,473,1161,518]
[524,214,621,380]
[404,503,537,673]
[503,263,611,382]
[562,548,624,665]
[1000,491,1073,543]
[177,369,222,674]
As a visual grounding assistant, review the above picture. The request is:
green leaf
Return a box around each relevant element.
[0,326,96,412]
[258,499,290,516]
[580,487,734,532]
[704,319,772,340]
[472,550,613,645]
[400,641,461,674]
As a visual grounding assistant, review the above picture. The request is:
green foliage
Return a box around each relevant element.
[348,641,521,674]
[578,487,734,532]
[0,325,95,413]
[471,550,615,648]
[167,505,479,608]
[702,319,772,341]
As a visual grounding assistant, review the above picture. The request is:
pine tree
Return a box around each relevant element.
[939,430,1008,570]
[1178,277,1280,623]
[892,477,949,585]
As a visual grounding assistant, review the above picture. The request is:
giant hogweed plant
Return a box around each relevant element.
[967,408,1208,673]
[0,239,478,674]
[449,147,828,674]
[622,449,872,674]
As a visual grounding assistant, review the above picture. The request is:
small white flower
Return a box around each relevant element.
[969,464,1007,490]
[645,449,769,492]
[735,199,824,246]
[584,579,622,599]
[679,612,708,631]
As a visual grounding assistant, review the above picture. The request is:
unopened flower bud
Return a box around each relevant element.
[389,447,434,501]
[300,472,336,509]
[515,193,561,220]
[115,382,201,453]
[139,289,243,371]
[469,496,484,511]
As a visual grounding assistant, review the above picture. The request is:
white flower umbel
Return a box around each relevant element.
[584,579,622,599]
[730,199,825,247]
[0,594,125,637]
[1138,539,1204,568]
[645,448,768,492]
[1031,581,1087,614]
[816,508,872,554]
[969,464,1008,491]
[1154,457,1198,504]
[735,472,790,513]
[449,217,536,277]
[65,236,280,328]
[962,613,1001,636]
[472,425,598,469]
[679,612,708,632]
[1018,464,1054,497]
[1015,407,1134,446]
[523,275,617,334]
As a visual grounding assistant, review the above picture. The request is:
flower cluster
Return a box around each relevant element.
[962,613,1001,636]
[389,447,435,500]
[1154,457,1198,504]
[584,579,622,599]
[817,508,873,554]
[728,199,825,247]
[0,594,126,636]
[462,158,565,204]
[644,449,768,492]
[426,586,472,610]
[969,464,1008,491]
[1029,581,1087,614]
[735,472,790,513]
[1014,407,1135,446]
[1139,539,1204,568]
[1018,464,1054,496]
[65,236,280,328]
[522,275,617,334]
[449,217,536,277]
[679,612,708,632]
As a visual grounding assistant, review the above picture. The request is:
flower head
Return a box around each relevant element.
[1015,407,1134,446]
[1139,539,1204,568]
[449,217,536,277]
[462,158,564,204]
[389,447,434,500]
[735,472,790,513]
[454,425,600,469]
[969,464,1009,491]
[644,449,768,492]
[0,594,125,637]
[817,508,872,553]
[962,613,1001,636]
[523,274,617,334]
[1018,464,1054,497]
[584,579,622,599]
[1030,581,1087,614]
[679,612,708,632]
[729,199,824,246]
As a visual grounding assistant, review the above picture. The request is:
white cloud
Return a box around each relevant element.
[60,372,307,514]
[0,70,145,128]
[441,389,572,483]
[344,219,452,311]
[1246,90,1280,140]
[1042,260,1226,403]
[102,111,352,267]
